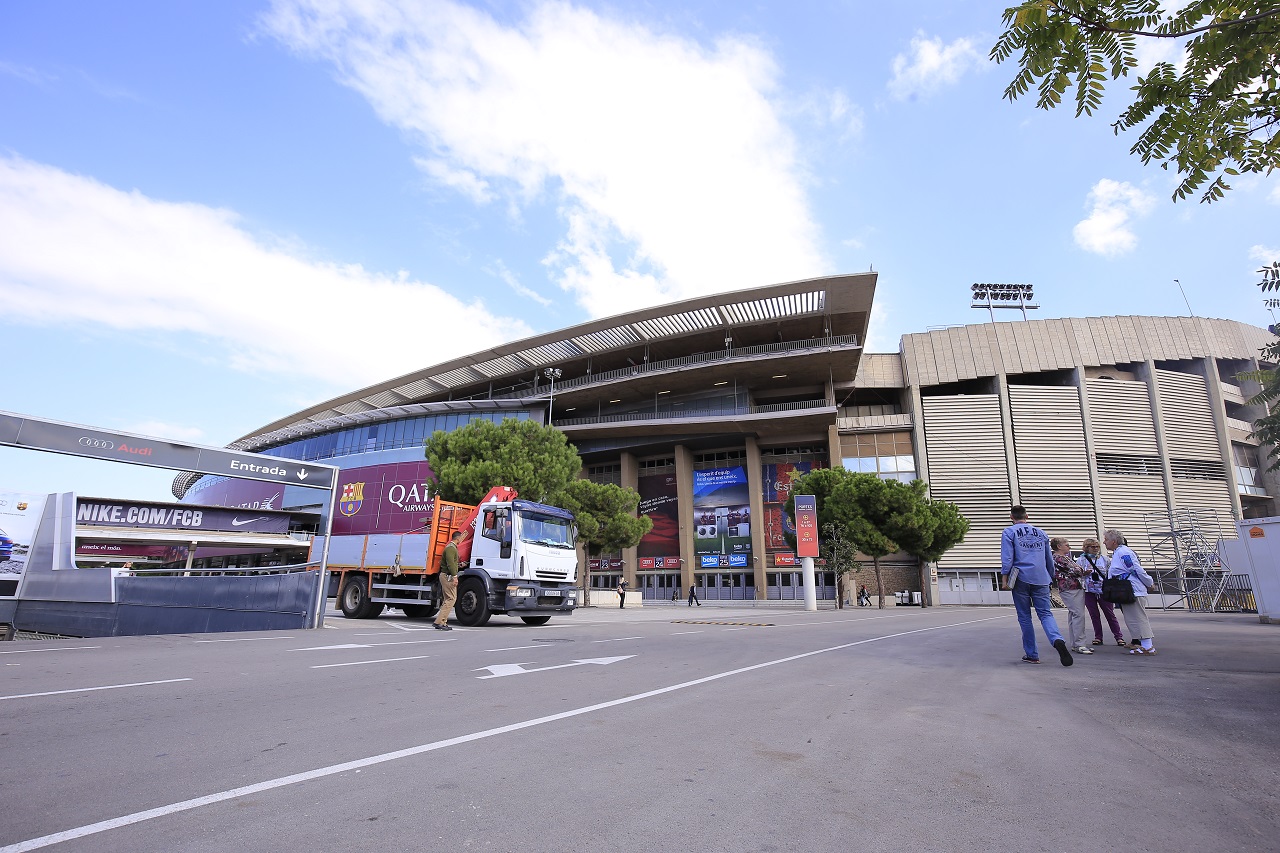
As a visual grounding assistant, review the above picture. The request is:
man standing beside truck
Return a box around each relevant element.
[435,530,463,631]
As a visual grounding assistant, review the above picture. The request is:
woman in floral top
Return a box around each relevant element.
[1051,537,1092,655]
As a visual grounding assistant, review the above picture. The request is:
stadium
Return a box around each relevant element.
[174,273,1276,604]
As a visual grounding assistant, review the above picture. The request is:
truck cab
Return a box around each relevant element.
[459,499,578,625]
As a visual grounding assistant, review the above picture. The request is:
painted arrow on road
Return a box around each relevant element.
[475,655,635,679]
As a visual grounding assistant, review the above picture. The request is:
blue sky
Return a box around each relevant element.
[2,0,1277,501]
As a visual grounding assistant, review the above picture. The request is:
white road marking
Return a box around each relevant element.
[0,646,99,655]
[475,655,635,679]
[483,645,544,652]
[194,637,293,644]
[0,678,192,702]
[291,639,454,651]
[590,636,642,643]
[0,615,1007,852]
[311,655,432,669]
[670,631,704,635]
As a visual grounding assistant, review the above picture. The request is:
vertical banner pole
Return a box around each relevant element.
[794,494,819,612]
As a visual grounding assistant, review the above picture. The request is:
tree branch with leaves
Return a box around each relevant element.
[991,1,1280,203]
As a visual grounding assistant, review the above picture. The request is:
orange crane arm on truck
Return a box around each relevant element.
[425,485,518,574]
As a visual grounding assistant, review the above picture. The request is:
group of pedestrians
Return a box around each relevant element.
[1002,506,1157,665]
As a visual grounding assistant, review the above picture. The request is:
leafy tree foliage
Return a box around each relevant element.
[820,521,860,609]
[558,479,654,557]
[786,470,970,608]
[991,1,1280,202]
[424,418,580,504]
[896,499,970,604]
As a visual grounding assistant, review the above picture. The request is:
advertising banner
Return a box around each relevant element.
[0,490,49,596]
[329,461,436,536]
[794,494,819,558]
[762,460,825,565]
[75,499,291,535]
[636,472,680,565]
[693,466,752,569]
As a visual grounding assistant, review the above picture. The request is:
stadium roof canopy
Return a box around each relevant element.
[234,273,876,451]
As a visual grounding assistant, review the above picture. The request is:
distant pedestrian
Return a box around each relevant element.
[688,582,700,606]
[617,578,628,609]
[1001,506,1073,666]
[1104,530,1157,655]
[672,587,679,602]
[1051,537,1092,655]
[434,530,463,631]
[1078,537,1124,646]
[857,585,871,607]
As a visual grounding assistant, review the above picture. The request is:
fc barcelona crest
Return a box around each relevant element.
[339,482,365,517]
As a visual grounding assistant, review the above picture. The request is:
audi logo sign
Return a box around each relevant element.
[0,410,335,490]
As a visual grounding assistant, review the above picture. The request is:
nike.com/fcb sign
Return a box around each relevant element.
[76,500,290,534]
[0,411,335,490]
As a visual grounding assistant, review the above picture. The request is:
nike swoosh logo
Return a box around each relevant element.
[231,517,268,527]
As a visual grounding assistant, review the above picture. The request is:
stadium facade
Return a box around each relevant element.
[174,274,1277,604]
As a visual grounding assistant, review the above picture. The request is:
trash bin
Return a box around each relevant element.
[911,591,922,605]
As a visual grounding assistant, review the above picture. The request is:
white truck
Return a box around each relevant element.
[328,486,580,626]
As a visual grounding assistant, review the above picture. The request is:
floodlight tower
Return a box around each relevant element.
[971,283,1039,322]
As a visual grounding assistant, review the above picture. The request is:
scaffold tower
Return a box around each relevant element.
[1141,508,1232,611]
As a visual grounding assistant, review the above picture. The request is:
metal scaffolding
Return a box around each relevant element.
[1141,508,1234,611]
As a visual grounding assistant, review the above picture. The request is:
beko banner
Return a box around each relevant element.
[0,411,335,489]
[76,499,291,534]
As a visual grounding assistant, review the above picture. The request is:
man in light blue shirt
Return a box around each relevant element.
[1001,506,1073,666]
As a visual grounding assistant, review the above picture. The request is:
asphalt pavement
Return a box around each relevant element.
[1,602,1277,852]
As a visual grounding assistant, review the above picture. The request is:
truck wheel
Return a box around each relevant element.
[520,615,551,626]
[400,603,437,619]
[456,577,491,627]
[339,575,383,619]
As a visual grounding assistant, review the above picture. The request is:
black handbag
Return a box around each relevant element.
[1101,572,1136,605]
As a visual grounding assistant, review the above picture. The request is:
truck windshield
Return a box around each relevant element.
[517,512,575,549]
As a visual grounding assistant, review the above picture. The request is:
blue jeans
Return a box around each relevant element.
[1011,580,1064,659]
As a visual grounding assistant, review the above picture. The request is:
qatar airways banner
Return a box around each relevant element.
[636,472,679,565]
[330,460,436,536]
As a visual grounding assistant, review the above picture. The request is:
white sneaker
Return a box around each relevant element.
[1074,646,1094,654]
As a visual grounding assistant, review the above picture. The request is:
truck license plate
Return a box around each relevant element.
[543,590,561,597]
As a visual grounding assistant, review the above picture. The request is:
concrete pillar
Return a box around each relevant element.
[996,372,1020,505]
[744,437,767,600]
[1140,360,1178,514]
[1198,357,1243,520]
[620,452,640,582]
[674,444,696,592]
[1074,365,1105,536]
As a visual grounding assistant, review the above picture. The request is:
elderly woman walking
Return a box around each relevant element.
[1078,537,1124,647]
[1104,529,1157,655]
[1051,537,1092,655]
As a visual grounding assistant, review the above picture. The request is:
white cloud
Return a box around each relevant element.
[1268,183,1280,205]
[487,258,552,306]
[0,155,532,387]
[888,32,985,100]
[1072,179,1156,256]
[261,0,828,318]
[1251,244,1280,265]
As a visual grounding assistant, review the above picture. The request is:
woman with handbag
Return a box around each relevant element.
[1078,538,1124,647]
[1103,529,1157,655]
[1051,537,1092,654]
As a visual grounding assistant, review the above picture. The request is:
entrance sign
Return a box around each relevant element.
[794,494,818,558]
[0,412,335,489]
[0,410,339,630]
